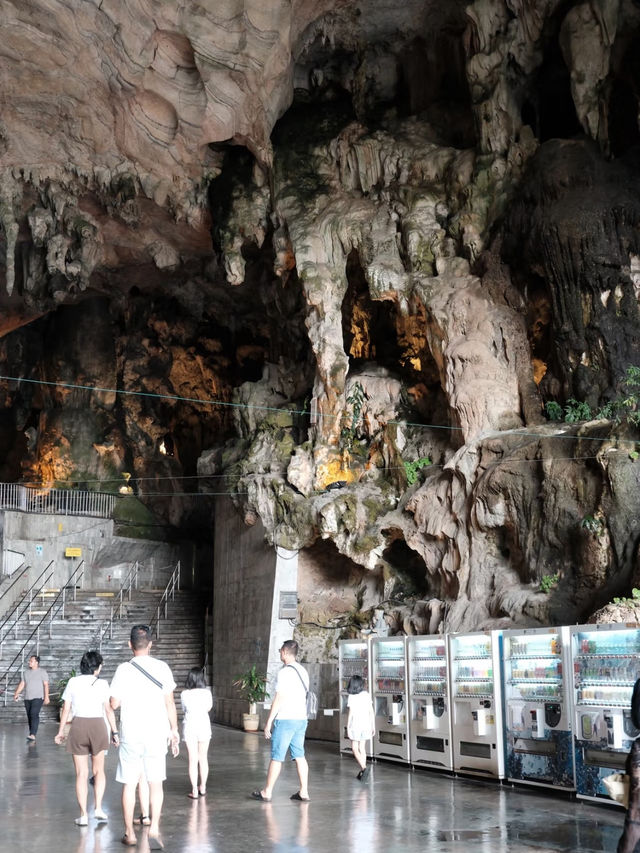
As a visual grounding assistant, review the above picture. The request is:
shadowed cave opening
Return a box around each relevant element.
[342,249,402,370]
[341,249,449,427]
[521,38,581,142]
[297,539,384,628]
[397,31,475,148]
[609,36,640,157]
[382,538,431,599]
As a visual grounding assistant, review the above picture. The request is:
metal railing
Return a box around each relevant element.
[0,561,85,704]
[0,482,116,519]
[0,562,55,655]
[149,561,181,639]
[96,561,140,651]
[0,562,31,607]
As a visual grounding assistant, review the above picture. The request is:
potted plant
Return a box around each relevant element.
[55,668,76,732]
[233,665,269,732]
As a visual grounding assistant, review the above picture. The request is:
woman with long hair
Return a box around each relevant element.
[54,650,118,825]
[181,667,213,798]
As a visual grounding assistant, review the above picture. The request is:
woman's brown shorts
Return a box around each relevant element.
[66,716,109,756]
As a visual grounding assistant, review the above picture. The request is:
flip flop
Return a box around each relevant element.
[148,836,164,850]
[134,815,151,826]
[188,792,199,799]
[120,836,136,847]
[198,789,206,797]
[250,790,271,802]
[290,792,310,802]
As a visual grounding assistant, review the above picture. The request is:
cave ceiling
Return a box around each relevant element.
[1,0,640,633]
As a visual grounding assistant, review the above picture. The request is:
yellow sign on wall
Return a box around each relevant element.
[65,547,82,557]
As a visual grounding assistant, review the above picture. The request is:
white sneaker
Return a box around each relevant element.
[94,811,108,822]
[74,816,88,826]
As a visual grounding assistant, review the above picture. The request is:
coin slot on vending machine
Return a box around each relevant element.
[545,703,561,728]
[472,708,488,736]
[423,701,436,730]
[579,709,604,741]
[604,710,624,749]
[530,707,545,739]
[390,695,404,726]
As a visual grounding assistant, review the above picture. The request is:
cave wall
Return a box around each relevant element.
[2,0,640,709]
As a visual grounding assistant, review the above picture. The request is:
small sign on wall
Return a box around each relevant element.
[35,544,43,556]
[279,591,298,619]
[65,547,82,558]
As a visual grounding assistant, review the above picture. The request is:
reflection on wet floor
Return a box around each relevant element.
[0,722,625,852]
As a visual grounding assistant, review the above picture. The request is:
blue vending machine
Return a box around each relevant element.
[502,626,574,789]
[571,623,640,803]
[338,639,371,756]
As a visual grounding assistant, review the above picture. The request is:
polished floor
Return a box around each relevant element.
[0,721,625,852]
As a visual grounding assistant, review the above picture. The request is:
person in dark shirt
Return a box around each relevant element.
[13,654,50,741]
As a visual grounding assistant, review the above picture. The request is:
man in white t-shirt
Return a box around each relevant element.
[251,639,310,803]
[110,625,179,849]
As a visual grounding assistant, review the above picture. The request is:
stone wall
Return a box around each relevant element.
[212,497,342,740]
[0,510,181,592]
[212,497,276,727]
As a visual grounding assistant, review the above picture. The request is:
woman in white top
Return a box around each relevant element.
[181,667,213,798]
[346,674,375,781]
[54,650,118,825]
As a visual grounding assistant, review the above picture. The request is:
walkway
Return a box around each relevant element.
[0,722,623,852]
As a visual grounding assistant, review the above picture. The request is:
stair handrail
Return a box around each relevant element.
[0,561,85,705]
[0,561,56,646]
[96,561,139,651]
[148,560,181,640]
[0,562,30,605]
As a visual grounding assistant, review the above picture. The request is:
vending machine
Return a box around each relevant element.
[571,623,640,803]
[371,636,409,763]
[502,626,574,789]
[338,639,371,755]
[448,630,505,778]
[406,634,452,770]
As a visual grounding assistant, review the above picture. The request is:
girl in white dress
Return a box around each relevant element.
[181,667,213,798]
[346,674,375,781]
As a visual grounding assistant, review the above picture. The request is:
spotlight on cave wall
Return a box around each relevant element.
[159,434,175,457]
[119,472,133,495]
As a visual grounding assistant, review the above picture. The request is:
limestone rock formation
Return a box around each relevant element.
[1,0,640,641]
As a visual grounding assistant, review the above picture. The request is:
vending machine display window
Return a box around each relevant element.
[502,627,574,789]
[407,636,452,770]
[448,630,505,779]
[371,637,409,763]
[338,640,370,756]
[571,624,640,803]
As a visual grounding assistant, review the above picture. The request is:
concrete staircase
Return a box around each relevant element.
[0,587,207,725]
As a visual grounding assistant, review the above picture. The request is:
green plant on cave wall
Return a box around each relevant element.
[581,514,605,537]
[544,365,640,426]
[564,398,592,423]
[612,588,640,606]
[539,572,560,593]
[403,456,432,485]
[544,401,563,421]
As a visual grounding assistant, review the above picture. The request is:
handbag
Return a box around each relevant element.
[602,772,630,807]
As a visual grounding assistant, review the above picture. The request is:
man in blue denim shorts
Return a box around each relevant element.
[251,640,310,802]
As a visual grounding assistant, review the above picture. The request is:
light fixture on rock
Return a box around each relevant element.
[119,472,133,495]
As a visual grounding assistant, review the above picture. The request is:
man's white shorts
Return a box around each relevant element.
[116,739,168,784]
